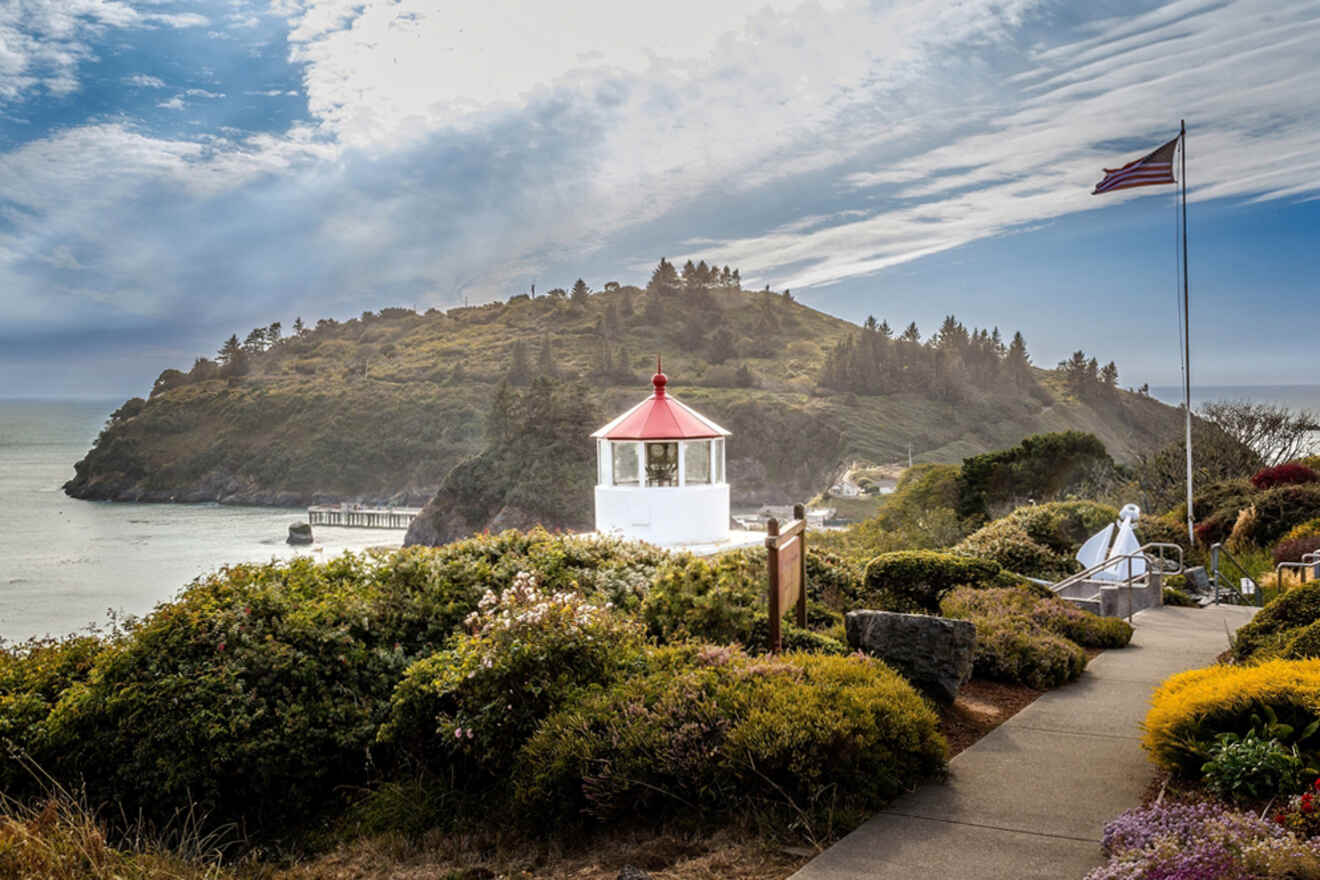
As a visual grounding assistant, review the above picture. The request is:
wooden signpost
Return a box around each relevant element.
[766,503,808,653]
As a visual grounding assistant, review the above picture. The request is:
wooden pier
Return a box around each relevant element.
[307,506,421,529]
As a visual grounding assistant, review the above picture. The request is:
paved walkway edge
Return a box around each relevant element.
[789,603,1258,880]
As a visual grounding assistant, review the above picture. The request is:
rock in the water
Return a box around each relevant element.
[617,868,651,880]
[287,521,313,545]
[845,610,975,704]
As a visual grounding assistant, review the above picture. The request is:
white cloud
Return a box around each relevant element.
[185,88,224,98]
[123,73,165,88]
[0,0,208,102]
[2,0,1316,356]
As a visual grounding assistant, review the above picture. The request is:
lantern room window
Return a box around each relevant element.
[612,442,640,486]
[684,440,711,485]
[646,442,678,487]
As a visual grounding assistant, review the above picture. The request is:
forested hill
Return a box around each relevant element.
[65,262,1187,530]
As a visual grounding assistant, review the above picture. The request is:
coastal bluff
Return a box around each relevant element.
[64,286,1189,537]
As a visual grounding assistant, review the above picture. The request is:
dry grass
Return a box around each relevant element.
[272,827,809,880]
[0,796,236,880]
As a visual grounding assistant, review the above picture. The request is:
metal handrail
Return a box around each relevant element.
[1276,561,1316,590]
[1049,542,1185,623]
[1051,542,1186,595]
[1210,543,1260,606]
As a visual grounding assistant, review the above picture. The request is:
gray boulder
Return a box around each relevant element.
[287,521,313,545]
[617,868,651,880]
[845,610,975,704]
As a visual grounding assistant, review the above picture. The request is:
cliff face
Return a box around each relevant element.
[66,287,1189,535]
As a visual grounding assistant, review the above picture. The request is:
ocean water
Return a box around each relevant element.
[0,399,407,643]
[1150,384,1320,455]
[1149,384,1320,415]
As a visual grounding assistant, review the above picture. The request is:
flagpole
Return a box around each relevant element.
[1181,119,1194,544]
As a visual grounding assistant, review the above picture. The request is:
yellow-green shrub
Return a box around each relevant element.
[515,646,945,830]
[1143,659,1320,775]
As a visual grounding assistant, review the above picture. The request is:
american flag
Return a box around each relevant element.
[1092,136,1179,195]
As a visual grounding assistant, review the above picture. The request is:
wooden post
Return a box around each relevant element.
[767,517,782,653]
[794,503,807,629]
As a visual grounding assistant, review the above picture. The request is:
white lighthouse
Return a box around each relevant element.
[591,359,731,546]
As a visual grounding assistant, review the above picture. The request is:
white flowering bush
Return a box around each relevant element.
[377,571,644,779]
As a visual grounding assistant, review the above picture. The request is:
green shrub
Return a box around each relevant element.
[863,551,1001,613]
[515,647,946,831]
[940,587,1099,687]
[640,552,764,644]
[959,614,1085,689]
[953,521,1062,578]
[1028,600,1133,648]
[1163,587,1199,607]
[0,635,102,791]
[1145,660,1320,776]
[956,431,1111,521]
[747,617,848,655]
[952,501,1123,580]
[1234,584,1320,661]
[1283,621,1320,659]
[377,572,644,780]
[1200,730,1307,802]
[34,533,663,838]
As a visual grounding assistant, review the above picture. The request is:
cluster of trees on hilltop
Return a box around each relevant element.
[1058,351,1121,400]
[819,316,1041,401]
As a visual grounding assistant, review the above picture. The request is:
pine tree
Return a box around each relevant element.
[242,327,267,353]
[217,334,249,378]
[647,258,680,296]
[1006,331,1031,380]
[571,278,590,303]
[267,322,282,344]
[681,259,699,291]
[1100,361,1119,389]
[696,260,711,286]
[293,317,305,336]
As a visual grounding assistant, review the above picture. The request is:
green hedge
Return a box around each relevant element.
[863,551,1001,613]
[515,647,946,829]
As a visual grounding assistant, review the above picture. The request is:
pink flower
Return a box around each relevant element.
[454,727,463,740]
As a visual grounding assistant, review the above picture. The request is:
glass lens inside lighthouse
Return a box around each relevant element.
[645,442,678,486]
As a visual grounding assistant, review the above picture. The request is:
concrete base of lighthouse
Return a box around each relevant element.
[594,483,730,546]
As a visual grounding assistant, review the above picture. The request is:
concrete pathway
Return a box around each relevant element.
[790,603,1259,880]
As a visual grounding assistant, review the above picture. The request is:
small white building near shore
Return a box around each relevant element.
[592,361,731,546]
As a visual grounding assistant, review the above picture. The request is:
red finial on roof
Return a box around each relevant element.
[652,355,667,398]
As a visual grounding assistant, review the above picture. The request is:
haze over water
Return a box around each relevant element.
[0,399,406,643]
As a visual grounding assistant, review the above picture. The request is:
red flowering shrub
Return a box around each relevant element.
[1253,463,1320,490]
[1275,535,1320,566]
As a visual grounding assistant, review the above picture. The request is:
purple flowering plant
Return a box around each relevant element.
[1085,800,1320,880]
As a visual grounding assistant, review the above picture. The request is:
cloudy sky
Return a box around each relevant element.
[0,0,1316,397]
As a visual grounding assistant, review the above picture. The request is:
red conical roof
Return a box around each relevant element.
[591,358,730,441]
